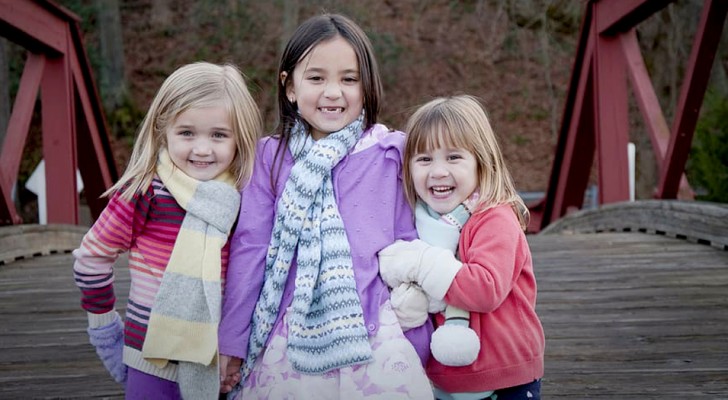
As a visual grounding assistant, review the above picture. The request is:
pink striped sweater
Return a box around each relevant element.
[73,178,230,380]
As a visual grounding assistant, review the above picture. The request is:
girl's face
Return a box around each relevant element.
[284,36,364,140]
[165,105,237,181]
[410,145,478,214]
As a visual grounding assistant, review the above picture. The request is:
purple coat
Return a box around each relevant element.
[218,124,432,364]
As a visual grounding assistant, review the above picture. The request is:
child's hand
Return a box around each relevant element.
[390,283,429,330]
[379,239,463,300]
[378,240,425,287]
[219,355,242,393]
[87,311,127,384]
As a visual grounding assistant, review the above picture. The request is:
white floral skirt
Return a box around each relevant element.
[237,301,434,400]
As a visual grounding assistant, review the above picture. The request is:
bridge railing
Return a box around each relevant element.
[0,0,118,226]
[529,0,728,233]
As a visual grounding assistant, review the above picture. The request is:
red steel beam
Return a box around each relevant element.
[534,2,596,231]
[40,31,78,224]
[1,53,44,188]
[657,0,728,198]
[592,14,630,204]
[621,29,694,198]
[1,0,117,225]
[0,53,45,225]
[69,39,117,218]
[596,0,675,35]
[0,0,67,54]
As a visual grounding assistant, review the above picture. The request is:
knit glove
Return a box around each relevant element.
[379,239,462,300]
[87,311,127,384]
[390,283,429,331]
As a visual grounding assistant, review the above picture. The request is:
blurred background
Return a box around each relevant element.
[2,0,727,223]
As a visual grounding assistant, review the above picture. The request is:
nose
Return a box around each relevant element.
[429,160,449,178]
[193,139,212,156]
[323,81,342,99]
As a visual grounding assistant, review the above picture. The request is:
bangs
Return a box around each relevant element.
[409,113,477,154]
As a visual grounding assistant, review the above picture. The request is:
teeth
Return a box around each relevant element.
[431,186,453,194]
[321,107,342,113]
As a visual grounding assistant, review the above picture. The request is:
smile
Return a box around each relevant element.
[319,107,344,113]
[430,186,454,195]
[189,160,214,167]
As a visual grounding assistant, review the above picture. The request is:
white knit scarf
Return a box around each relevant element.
[244,114,373,379]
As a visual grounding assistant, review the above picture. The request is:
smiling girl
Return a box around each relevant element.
[72,62,261,399]
[218,13,433,400]
[379,95,545,400]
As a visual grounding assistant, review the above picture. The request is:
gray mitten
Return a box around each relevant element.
[87,311,127,384]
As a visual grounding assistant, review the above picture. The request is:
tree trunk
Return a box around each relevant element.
[96,0,127,114]
[280,0,299,57]
[151,0,173,28]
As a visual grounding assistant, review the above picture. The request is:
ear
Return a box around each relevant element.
[280,72,295,102]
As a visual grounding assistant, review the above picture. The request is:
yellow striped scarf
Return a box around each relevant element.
[142,150,240,398]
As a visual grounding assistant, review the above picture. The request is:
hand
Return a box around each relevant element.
[390,283,429,330]
[378,239,430,288]
[87,311,127,384]
[219,355,242,393]
[379,239,463,300]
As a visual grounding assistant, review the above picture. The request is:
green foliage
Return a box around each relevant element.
[368,31,403,88]
[107,93,144,145]
[687,90,728,202]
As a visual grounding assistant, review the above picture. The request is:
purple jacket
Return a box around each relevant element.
[218,124,432,364]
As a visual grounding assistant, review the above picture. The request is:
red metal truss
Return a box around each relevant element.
[0,0,118,225]
[529,0,728,232]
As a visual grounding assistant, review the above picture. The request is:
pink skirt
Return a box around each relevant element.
[238,301,434,399]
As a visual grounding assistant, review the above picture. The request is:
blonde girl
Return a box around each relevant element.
[73,62,262,399]
[379,95,545,400]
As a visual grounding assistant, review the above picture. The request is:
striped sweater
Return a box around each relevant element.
[73,178,230,380]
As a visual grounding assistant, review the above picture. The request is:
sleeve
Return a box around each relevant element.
[381,129,417,242]
[72,186,151,323]
[444,207,528,313]
[218,139,279,359]
[380,128,431,365]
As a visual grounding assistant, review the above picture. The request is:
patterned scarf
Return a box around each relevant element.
[245,114,373,379]
[142,150,240,399]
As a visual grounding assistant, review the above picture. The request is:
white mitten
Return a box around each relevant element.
[379,239,462,300]
[390,283,429,331]
[428,296,447,314]
[379,239,428,288]
[430,306,480,366]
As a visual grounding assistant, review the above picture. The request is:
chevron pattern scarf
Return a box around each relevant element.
[142,150,240,398]
[245,114,373,379]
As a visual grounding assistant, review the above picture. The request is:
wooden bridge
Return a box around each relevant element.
[0,201,726,399]
[1,0,727,398]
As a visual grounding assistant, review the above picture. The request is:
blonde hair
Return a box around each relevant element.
[403,95,529,230]
[106,62,262,199]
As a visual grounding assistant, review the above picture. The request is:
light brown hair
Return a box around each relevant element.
[403,95,529,229]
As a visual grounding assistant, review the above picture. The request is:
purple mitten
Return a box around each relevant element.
[87,311,127,384]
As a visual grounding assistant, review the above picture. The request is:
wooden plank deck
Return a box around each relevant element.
[0,231,727,399]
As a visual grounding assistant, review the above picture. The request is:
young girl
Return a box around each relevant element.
[72,62,262,399]
[379,95,545,400]
[217,13,433,399]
